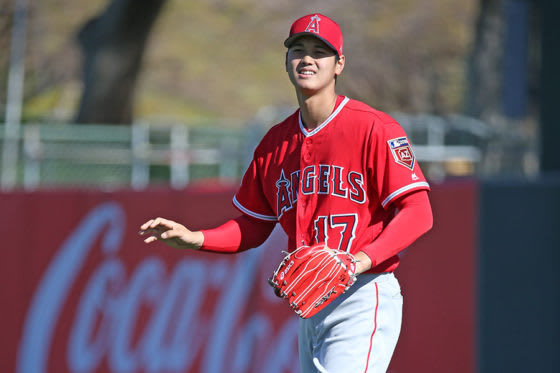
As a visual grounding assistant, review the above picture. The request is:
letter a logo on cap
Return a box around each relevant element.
[285,13,343,56]
[305,15,321,34]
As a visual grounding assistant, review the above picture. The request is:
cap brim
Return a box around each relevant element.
[284,33,339,55]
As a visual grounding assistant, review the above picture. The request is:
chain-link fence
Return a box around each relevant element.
[0,113,538,190]
[393,113,539,181]
[0,122,254,190]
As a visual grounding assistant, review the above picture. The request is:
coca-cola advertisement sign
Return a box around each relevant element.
[1,182,477,372]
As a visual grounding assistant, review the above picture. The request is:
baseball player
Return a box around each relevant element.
[140,13,433,373]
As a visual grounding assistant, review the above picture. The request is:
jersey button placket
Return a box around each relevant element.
[298,136,313,246]
[303,137,313,163]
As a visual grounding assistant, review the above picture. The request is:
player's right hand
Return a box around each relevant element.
[138,217,204,250]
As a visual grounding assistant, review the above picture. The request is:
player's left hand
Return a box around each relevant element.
[353,251,373,274]
[268,243,358,318]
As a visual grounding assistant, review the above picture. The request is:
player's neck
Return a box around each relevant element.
[297,90,338,130]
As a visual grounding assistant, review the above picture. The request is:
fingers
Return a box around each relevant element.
[140,217,175,231]
[139,217,178,244]
[139,217,176,236]
[159,228,179,239]
[143,235,158,244]
[140,220,153,231]
[141,228,176,244]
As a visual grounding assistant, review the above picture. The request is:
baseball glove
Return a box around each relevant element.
[268,243,358,319]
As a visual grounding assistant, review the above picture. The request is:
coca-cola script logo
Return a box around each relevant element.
[17,202,299,373]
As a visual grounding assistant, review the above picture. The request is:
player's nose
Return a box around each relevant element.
[300,54,314,65]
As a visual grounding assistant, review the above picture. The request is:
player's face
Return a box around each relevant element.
[286,36,345,96]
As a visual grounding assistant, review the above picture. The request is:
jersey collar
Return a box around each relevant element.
[298,96,349,137]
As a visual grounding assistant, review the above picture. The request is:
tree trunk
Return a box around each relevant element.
[466,0,506,120]
[75,0,167,124]
[467,0,543,177]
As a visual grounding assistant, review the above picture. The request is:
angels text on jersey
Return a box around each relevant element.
[276,164,366,219]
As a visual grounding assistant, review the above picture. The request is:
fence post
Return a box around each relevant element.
[170,125,189,189]
[131,122,150,189]
[219,135,239,181]
[426,116,447,180]
[23,124,40,189]
[1,0,29,190]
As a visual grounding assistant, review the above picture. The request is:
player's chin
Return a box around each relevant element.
[292,79,320,94]
[298,84,329,97]
[296,77,333,93]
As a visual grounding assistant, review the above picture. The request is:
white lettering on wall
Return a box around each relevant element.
[16,202,298,373]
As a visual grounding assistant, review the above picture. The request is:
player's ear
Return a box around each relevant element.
[285,52,289,72]
[335,54,345,76]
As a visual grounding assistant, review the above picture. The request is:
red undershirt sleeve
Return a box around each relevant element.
[199,215,276,254]
[361,190,433,267]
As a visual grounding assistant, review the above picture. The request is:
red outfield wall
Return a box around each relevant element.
[0,181,476,373]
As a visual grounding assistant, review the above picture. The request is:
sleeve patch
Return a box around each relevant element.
[388,137,415,170]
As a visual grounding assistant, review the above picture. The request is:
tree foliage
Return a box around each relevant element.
[1,0,494,125]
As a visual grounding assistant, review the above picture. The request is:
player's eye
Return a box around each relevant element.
[315,46,332,54]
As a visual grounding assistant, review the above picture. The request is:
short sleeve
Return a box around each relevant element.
[233,150,278,222]
[371,121,430,208]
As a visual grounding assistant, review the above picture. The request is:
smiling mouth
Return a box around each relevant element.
[298,70,315,76]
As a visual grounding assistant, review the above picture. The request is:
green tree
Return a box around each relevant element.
[75,0,167,124]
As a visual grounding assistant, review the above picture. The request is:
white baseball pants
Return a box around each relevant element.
[298,272,403,373]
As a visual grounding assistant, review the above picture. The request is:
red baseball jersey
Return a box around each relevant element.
[234,96,430,272]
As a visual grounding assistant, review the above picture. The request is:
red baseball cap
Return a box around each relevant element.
[284,14,343,56]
